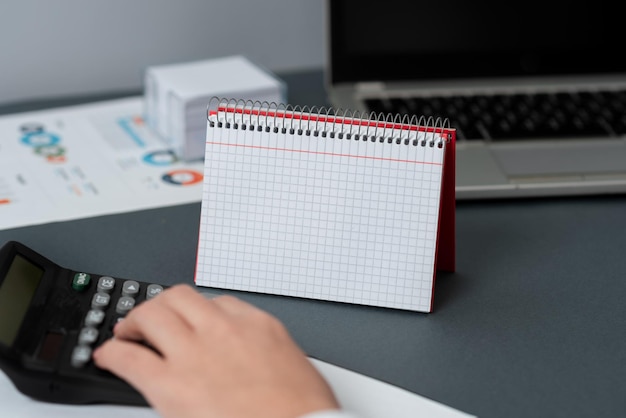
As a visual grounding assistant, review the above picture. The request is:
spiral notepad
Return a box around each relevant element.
[195,99,456,312]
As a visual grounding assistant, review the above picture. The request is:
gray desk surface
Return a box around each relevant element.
[1,70,625,418]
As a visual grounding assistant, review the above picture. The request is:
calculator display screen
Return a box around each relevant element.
[0,255,43,346]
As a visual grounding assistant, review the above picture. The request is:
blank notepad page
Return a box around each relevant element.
[196,107,446,312]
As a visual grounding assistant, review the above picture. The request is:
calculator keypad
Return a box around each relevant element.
[70,275,165,368]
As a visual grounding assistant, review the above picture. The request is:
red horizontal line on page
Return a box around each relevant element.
[0,199,10,205]
[212,106,454,136]
[206,141,443,165]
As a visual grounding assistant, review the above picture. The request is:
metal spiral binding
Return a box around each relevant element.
[206,96,451,147]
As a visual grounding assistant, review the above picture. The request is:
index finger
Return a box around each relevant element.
[93,337,166,398]
[146,285,262,332]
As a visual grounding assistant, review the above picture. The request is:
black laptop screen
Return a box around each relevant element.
[329,0,626,83]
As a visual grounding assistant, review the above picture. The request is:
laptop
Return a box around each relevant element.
[325,0,626,199]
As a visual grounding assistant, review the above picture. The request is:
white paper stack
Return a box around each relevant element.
[144,55,286,161]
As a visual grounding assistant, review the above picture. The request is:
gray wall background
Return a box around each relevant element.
[0,0,326,105]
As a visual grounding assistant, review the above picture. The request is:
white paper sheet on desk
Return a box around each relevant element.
[0,98,204,231]
[311,358,475,418]
[0,358,475,418]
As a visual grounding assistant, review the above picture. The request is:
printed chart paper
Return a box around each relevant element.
[0,98,204,230]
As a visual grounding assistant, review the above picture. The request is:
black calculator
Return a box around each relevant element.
[0,240,167,405]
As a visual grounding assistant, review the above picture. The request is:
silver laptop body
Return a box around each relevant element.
[325,0,626,199]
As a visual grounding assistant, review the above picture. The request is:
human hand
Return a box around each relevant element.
[93,284,339,418]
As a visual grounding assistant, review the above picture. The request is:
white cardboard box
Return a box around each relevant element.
[144,55,286,160]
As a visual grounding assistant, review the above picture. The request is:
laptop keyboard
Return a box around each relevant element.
[364,89,626,141]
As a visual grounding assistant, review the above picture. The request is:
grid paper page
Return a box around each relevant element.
[196,110,446,312]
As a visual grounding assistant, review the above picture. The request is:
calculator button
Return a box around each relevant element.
[78,327,99,345]
[72,273,91,291]
[122,280,140,297]
[70,345,92,368]
[84,309,105,326]
[115,296,136,315]
[91,292,111,309]
[97,276,116,293]
[146,284,164,299]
